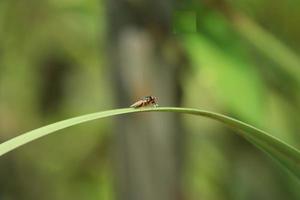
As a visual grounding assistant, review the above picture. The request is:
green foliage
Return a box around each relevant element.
[1,0,300,199]
[1,107,299,179]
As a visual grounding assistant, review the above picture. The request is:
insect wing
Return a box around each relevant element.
[130,100,144,108]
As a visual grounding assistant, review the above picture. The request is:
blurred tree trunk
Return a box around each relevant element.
[105,1,186,200]
[38,51,71,115]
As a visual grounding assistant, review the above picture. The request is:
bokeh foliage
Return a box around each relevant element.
[0,0,300,200]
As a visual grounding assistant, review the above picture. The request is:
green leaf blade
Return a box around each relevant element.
[1,107,299,179]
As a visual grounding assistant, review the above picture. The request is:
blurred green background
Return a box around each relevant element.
[0,0,300,200]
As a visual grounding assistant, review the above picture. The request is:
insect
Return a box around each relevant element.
[130,96,159,108]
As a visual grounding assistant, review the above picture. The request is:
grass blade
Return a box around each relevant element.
[1,107,299,179]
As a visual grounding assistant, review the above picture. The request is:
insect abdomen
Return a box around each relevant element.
[130,100,144,108]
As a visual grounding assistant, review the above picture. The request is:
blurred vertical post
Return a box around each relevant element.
[105,0,186,200]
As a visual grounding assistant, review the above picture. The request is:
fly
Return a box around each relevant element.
[130,96,158,108]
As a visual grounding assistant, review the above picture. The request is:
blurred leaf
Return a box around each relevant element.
[173,10,197,34]
[0,107,299,179]
[231,14,300,83]
[184,34,264,124]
